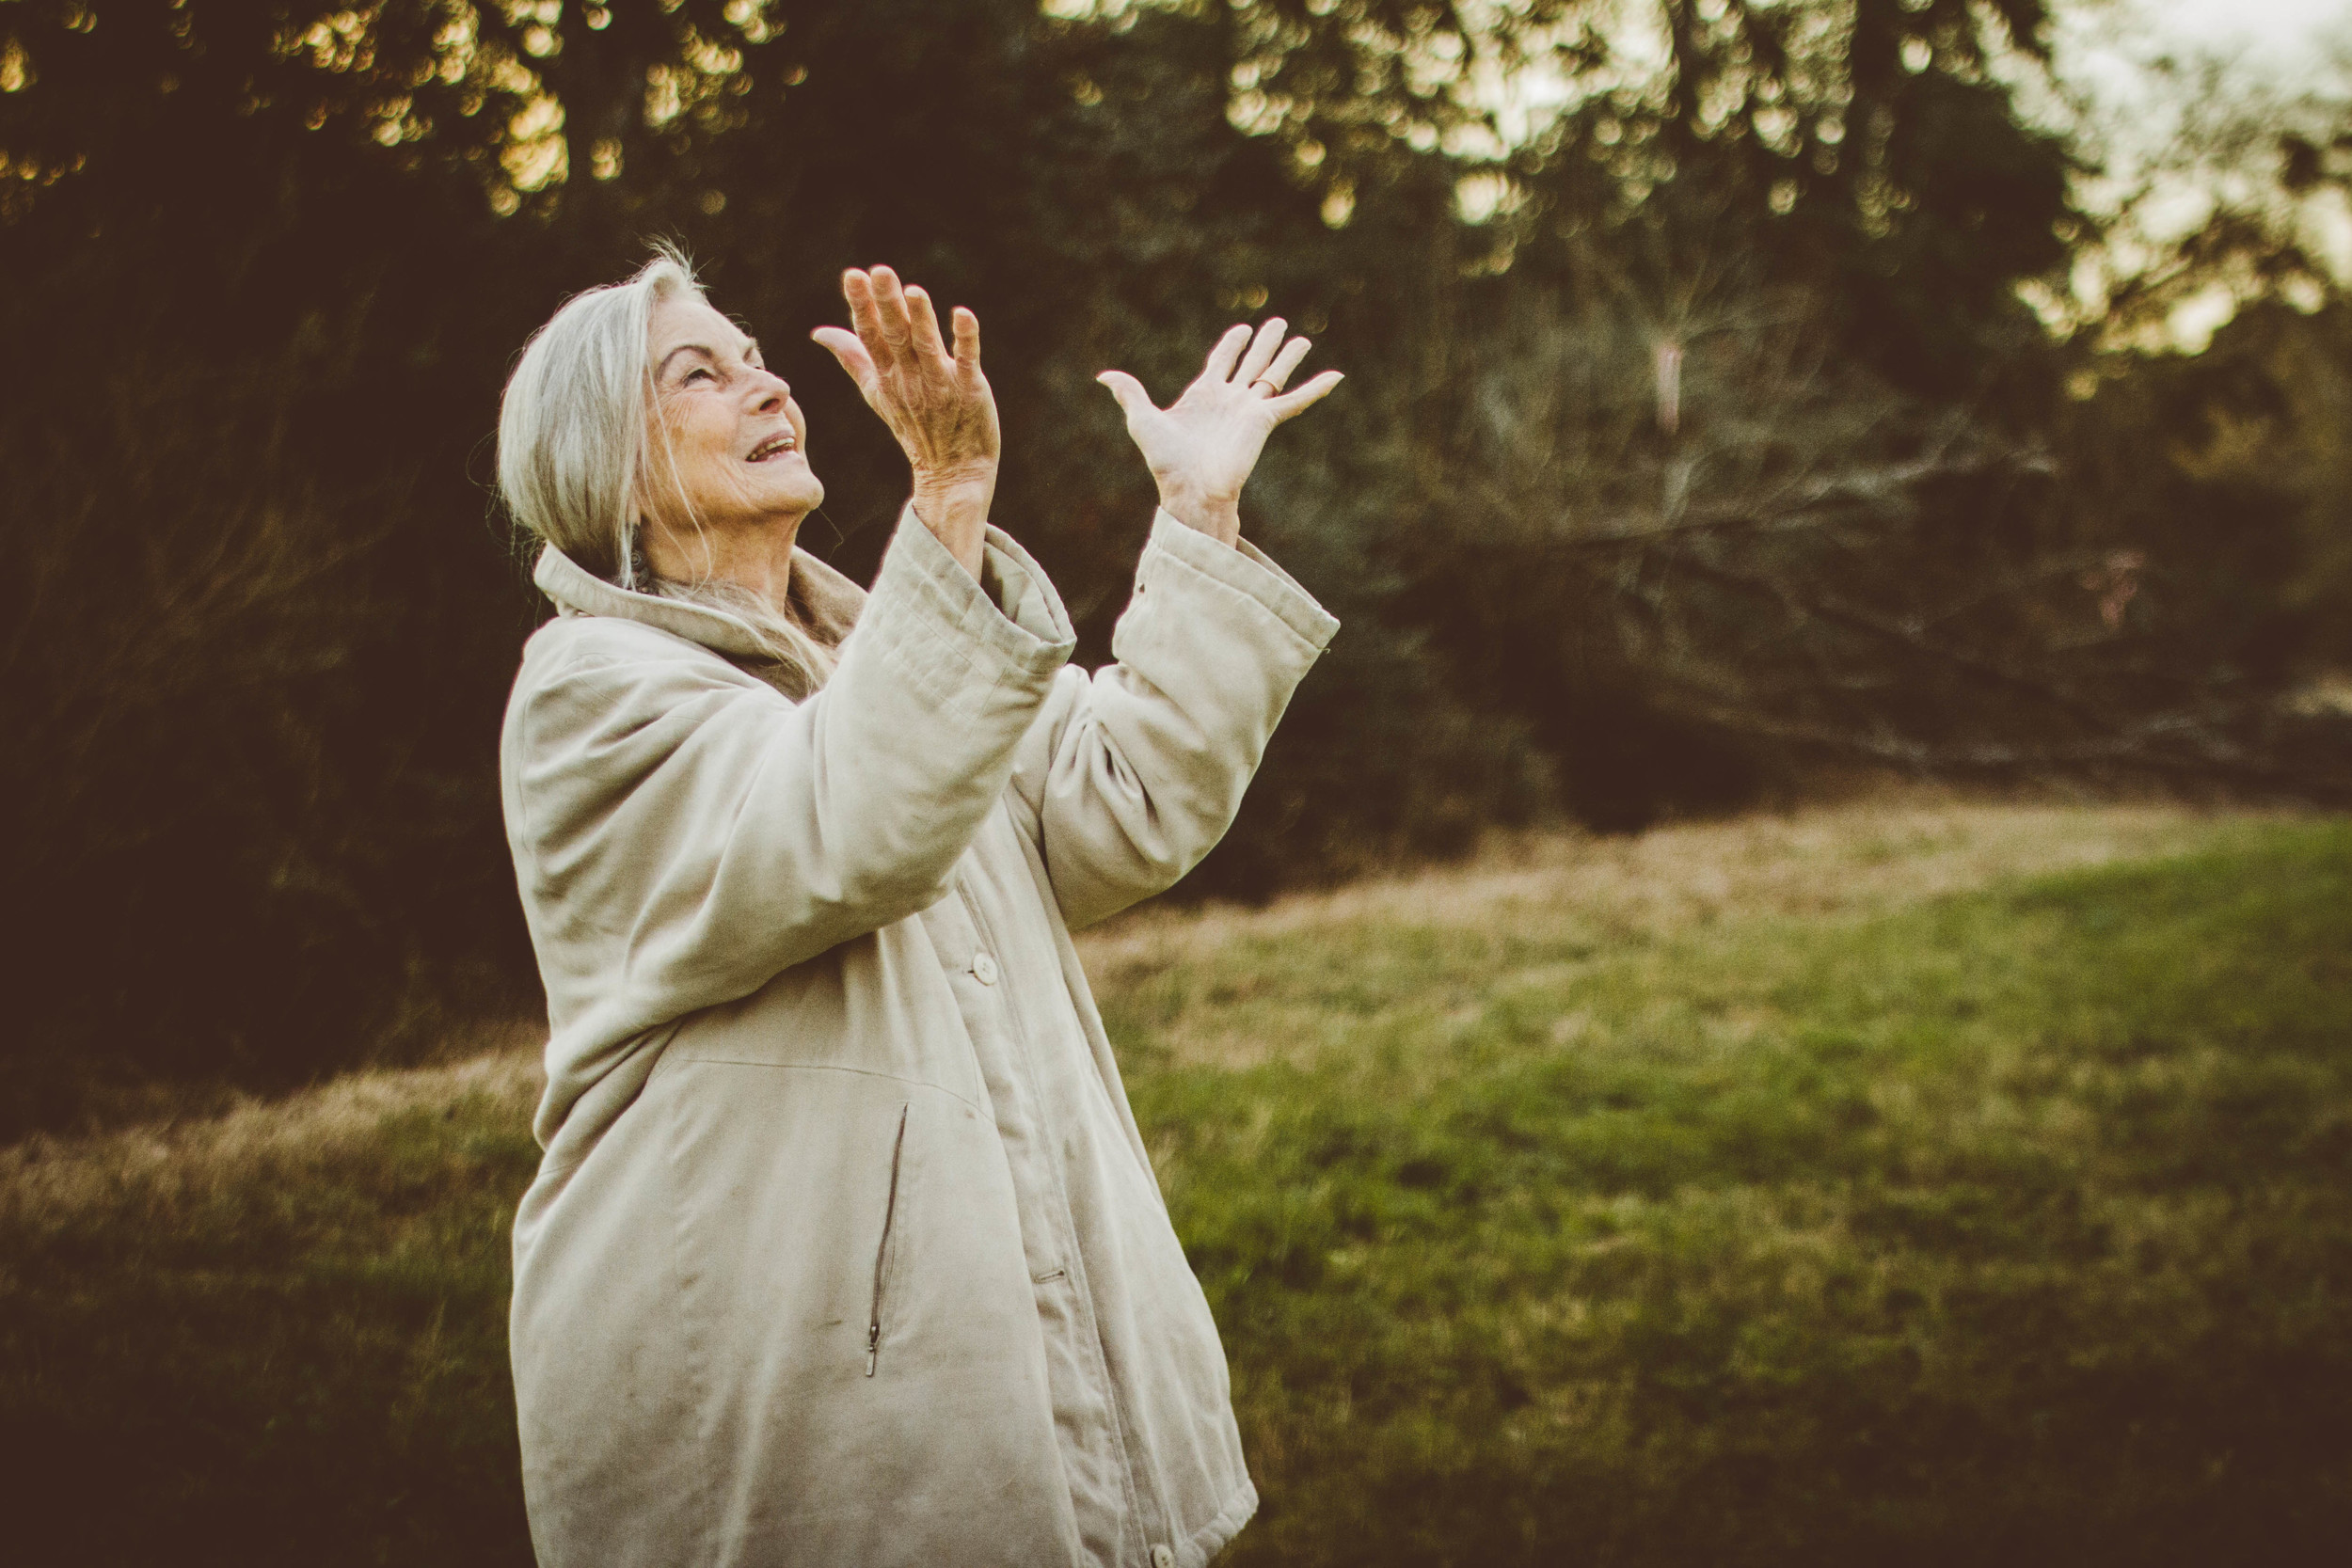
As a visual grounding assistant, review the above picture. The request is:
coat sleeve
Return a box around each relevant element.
[1007,509,1340,930]
[507,509,1076,1048]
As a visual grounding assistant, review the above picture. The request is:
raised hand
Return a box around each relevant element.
[812,266,997,576]
[1096,319,1343,546]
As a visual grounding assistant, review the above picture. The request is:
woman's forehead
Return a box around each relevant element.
[650,294,754,357]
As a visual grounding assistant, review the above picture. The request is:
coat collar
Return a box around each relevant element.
[532,540,866,661]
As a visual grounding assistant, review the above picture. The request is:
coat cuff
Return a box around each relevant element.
[1139,509,1342,655]
[978,523,1079,649]
[859,502,1078,707]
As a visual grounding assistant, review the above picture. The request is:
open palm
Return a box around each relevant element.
[811,265,999,575]
[1098,319,1342,545]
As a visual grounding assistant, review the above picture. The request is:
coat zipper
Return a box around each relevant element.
[866,1103,910,1377]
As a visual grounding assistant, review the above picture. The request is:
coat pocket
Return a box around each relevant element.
[865,1101,911,1377]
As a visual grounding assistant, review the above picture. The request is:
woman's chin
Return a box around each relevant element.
[752,466,823,517]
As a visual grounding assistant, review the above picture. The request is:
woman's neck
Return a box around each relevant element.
[642,511,805,611]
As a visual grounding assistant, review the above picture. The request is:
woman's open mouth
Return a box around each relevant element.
[746,434,799,463]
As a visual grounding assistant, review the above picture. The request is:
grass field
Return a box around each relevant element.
[4,799,2348,1565]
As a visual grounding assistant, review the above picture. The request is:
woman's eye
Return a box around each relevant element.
[684,367,714,385]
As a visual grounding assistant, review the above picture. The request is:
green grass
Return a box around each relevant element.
[5,810,2349,1565]
[0,1082,542,1564]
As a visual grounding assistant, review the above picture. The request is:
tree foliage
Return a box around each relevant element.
[0,0,2344,1121]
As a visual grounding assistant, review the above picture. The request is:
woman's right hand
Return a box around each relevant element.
[813,266,997,577]
[1096,319,1342,547]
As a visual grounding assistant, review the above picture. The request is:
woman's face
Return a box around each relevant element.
[644,293,823,541]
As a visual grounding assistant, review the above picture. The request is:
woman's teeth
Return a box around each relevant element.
[748,436,798,462]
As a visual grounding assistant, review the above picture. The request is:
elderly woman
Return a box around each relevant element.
[493,245,1341,1568]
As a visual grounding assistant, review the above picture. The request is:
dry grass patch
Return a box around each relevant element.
[1085,792,2248,1071]
[0,1026,541,1233]
[1084,792,2228,975]
[0,792,2245,1168]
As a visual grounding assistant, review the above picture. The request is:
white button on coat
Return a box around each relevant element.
[972,951,1000,985]
[1151,1546,1176,1568]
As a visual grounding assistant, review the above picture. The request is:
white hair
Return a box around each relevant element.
[497,242,835,689]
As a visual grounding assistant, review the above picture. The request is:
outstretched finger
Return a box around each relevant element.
[1260,336,1312,393]
[1236,317,1288,385]
[810,325,880,399]
[905,285,948,367]
[1202,323,1252,383]
[868,266,914,349]
[1265,367,1343,421]
[952,306,983,379]
[842,270,892,372]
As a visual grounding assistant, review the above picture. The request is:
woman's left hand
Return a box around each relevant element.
[1097,320,1343,546]
[813,266,998,577]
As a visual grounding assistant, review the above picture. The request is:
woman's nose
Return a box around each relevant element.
[750,368,788,412]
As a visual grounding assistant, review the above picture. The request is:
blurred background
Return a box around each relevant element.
[2,2,2349,1563]
[1,0,2348,1122]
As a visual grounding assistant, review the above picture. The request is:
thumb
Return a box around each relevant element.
[811,327,876,394]
[1095,370,1152,420]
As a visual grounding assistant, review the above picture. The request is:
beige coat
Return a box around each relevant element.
[500,504,1337,1568]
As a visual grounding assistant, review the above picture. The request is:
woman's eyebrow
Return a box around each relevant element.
[657,339,758,379]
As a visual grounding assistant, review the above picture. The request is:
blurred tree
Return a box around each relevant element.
[1382,1,2344,802]
[0,0,1542,1118]
[0,1,768,1125]
[0,0,2343,1119]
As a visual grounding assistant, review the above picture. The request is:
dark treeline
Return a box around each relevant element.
[2,0,2346,1130]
